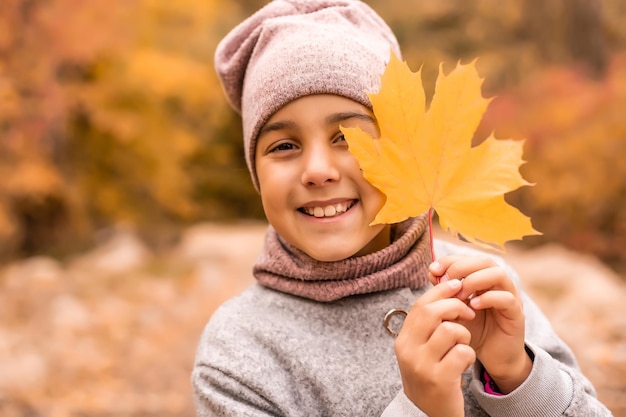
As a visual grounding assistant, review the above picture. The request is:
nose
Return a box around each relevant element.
[300,144,341,186]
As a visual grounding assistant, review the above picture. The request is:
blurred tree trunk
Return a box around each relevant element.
[522,0,608,76]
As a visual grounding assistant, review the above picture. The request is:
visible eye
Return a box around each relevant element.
[332,133,347,144]
[268,141,297,153]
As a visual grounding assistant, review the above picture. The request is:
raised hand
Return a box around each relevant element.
[429,255,532,394]
[395,279,476,417]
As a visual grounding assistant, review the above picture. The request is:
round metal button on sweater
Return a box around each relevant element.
[383,308,408,337]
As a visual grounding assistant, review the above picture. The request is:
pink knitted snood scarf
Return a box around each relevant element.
[253,215,431,302]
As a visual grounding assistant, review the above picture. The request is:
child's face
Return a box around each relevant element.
[255,94,390,262]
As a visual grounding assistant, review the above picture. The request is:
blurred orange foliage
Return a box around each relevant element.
[0,0,262,260]
[0,0,625,271]
[480,52,626,269]
[1,0,626,416]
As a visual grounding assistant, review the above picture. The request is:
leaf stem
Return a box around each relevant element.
[428,207,436,261]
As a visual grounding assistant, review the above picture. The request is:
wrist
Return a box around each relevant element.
[485,345,534,394]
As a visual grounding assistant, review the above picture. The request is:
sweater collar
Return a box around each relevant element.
[253,214,431,302]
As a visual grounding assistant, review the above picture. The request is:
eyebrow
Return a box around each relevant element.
[326,112,375,125]
[258,120,298,139]
[258,111,376,140]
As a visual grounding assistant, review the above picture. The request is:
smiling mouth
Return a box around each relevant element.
[299,200,357,218]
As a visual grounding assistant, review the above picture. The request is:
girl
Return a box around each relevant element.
[192,1,612,416]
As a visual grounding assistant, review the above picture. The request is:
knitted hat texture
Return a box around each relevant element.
[214,0,401,190]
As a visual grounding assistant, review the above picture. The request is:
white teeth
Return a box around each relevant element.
[324,206,336,216]
[304,202,352,218]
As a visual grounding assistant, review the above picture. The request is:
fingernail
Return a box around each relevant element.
[449,279,461,289]
[440,273,451,282]
[430,261,442,272]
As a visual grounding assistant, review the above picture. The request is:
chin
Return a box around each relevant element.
[304,247,359,263]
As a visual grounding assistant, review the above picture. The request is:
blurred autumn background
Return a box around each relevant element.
[1,0,625,415]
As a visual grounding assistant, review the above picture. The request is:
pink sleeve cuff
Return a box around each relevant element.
[483,370,504,396]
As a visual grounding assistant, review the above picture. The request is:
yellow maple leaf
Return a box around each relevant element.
[342,52,540,252]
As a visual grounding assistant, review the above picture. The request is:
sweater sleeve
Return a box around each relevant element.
[191,319,287,417]
[193,361,283,417]
[380,390,428,417]
[468,289,613,416]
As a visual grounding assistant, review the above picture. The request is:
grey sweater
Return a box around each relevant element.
[192,241,612,416]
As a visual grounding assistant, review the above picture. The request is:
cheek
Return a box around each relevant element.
[256,164,280,197]
[343,155,385,216]
[357,173,385,211]
[366,186,386,217]
[258,175,292,222]
[259,187,282,216]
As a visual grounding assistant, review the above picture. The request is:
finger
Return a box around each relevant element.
[440,343,476,376]
[395,322,474,386]
[432,255,498,283]
[428,261,450,284]
[401,279,475,346]
[458,266,519,301]
[469,290,524,321]
[413,278,463,306]
[401,297,476,345]
[407,281,475,323]
[428,321,472,362]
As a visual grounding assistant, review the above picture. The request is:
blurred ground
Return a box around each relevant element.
[0,222,624,417]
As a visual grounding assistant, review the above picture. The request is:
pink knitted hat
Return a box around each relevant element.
[214,0,401,190]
